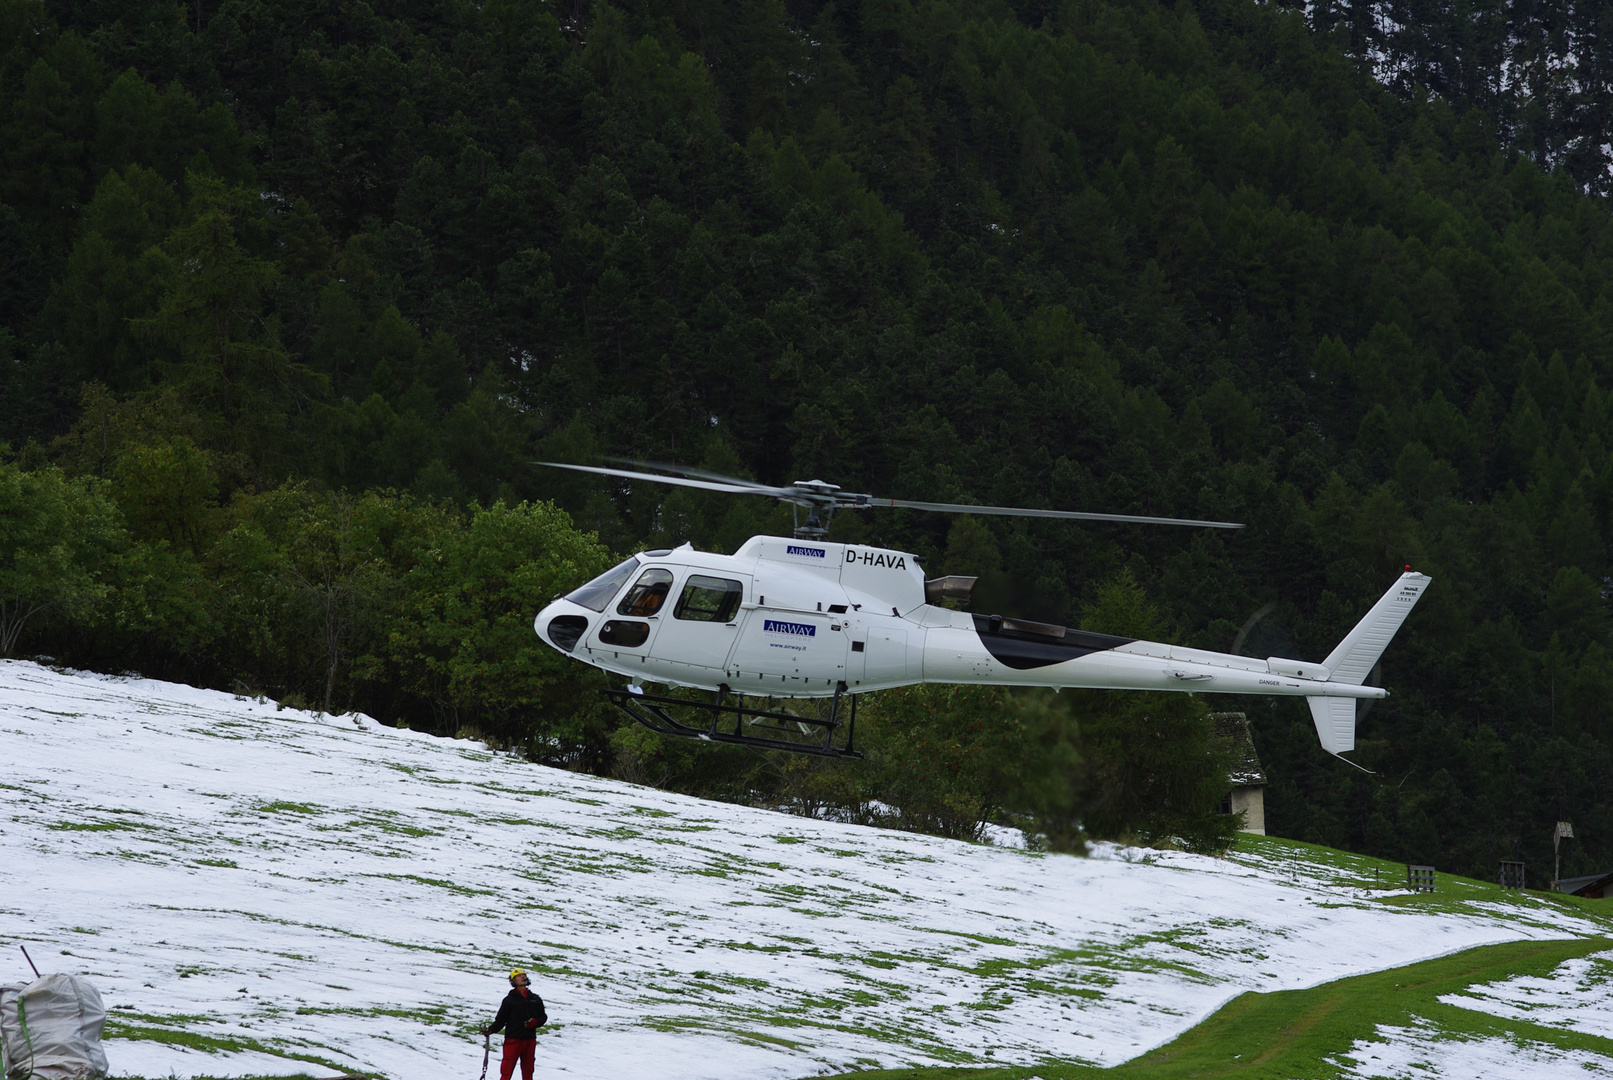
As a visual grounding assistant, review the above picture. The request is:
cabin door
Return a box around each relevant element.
[652,571,751,677]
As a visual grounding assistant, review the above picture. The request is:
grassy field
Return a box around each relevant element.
[804,935,1613,1080]
[80,834,1613,1080]
[105,935,1612,1080]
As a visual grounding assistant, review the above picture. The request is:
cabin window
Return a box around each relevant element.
[546,615,589,652]
[598,620,651,647]
[565,556,640,612]
[617,568,674,616]
[673,575,744,623]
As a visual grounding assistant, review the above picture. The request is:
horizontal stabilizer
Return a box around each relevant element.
[1308,696,1357,754]
[1322,571,1431,685]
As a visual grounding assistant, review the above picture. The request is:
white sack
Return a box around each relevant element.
[0,975,108,1080]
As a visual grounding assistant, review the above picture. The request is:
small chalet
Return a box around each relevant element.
[1213,712,1266,835]
[1557,872,1613,898]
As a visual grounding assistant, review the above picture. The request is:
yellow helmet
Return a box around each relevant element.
[509,968,527,985]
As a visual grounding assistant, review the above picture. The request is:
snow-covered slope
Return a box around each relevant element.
[0,659,1604,1080]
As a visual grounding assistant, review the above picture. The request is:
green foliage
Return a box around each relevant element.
[0,459,124,654]
[375,500,616,760]
[856,684,1040,841]
[1075,570,1238,853]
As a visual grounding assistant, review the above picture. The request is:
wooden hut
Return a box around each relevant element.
[1212,712,1267,835]
[1556,871,1613,898]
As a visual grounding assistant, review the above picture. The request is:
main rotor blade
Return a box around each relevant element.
[538,461,795,499]
[541,461,1244,528]
[603,456,774,491]
[855,495,1245,529]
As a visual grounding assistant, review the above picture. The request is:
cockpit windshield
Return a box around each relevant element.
[565,556,640,612]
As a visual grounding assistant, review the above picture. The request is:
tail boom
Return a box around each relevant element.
[916,571,1430,759]
[918,633,1396,697]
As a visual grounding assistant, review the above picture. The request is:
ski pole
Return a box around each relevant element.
[478,1032,490,1080]
[19,946,39,979]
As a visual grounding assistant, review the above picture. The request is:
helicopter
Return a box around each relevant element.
[533,461,1429,763]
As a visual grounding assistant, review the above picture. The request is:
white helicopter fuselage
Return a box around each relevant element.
[534,537,1430,755]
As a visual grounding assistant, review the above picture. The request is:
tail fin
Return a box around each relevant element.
[1307,571,1432,755]
[1323,571,1432,685]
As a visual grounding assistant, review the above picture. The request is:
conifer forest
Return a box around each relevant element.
[4,0,1613,884]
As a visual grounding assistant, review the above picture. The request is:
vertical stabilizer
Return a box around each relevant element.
[1322,571,1431,684]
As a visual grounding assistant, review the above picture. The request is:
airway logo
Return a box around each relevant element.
[786,545,826,558]
[763,620,816,637]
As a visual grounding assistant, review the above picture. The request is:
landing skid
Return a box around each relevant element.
[606,682,863,758]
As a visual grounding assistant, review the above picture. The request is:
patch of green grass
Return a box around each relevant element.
[255,800,322,815]
[363,872,495,896]
[797,937,1613,1080]
[102,1018,356,1078]
[323,816,439,837]
[107,1010,219,1026]
[924,929,1019,948]
[294,1004,450,1025]
[195,857,238,867]
[112,849,161,862]
[105,1024,248,1053]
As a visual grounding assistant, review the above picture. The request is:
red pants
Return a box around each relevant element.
[500,1037,535,1080]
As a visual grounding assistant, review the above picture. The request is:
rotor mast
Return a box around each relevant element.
[787,480,841,539]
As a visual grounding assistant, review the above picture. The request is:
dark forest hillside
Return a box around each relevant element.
[3,0,1613,884]
[1319,0,1613,196]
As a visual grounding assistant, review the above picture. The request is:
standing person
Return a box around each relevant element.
[483,969,546,1080]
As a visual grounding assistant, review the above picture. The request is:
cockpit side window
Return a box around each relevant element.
[617,568,674,616]
[565,556,640,612]
[673,575,744,622]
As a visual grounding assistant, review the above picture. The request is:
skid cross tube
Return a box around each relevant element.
[606,683,863,758]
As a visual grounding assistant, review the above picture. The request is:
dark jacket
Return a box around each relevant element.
[488,987,546,1038]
